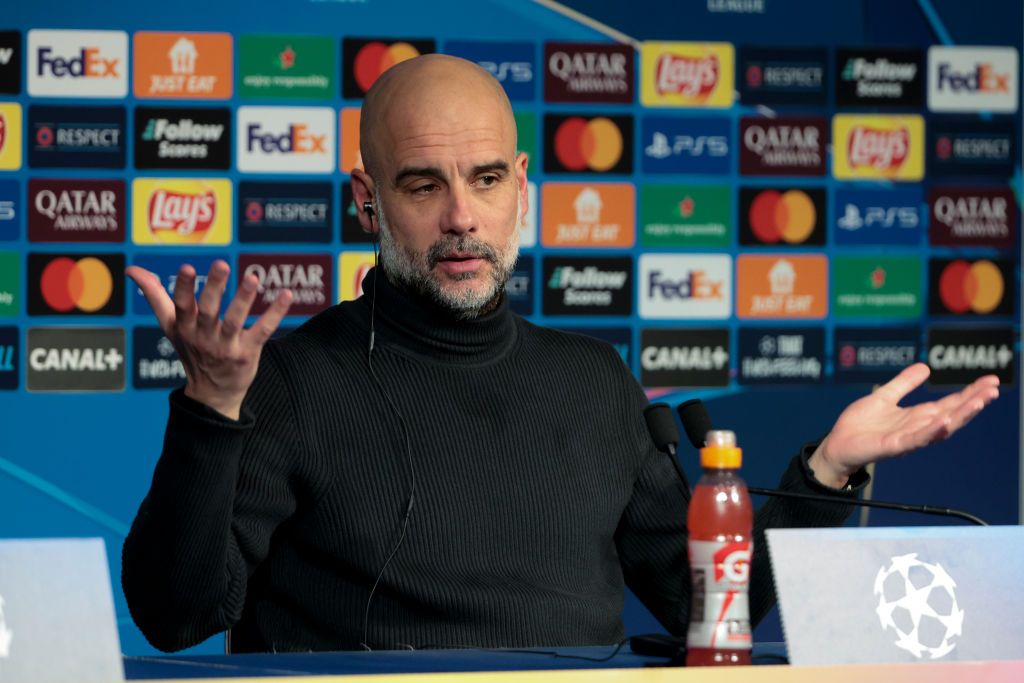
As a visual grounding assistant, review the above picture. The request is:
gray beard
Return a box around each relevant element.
[376,189,522,320]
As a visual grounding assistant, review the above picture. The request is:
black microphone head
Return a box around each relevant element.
[677,399,713,449]
[643,403,680,455]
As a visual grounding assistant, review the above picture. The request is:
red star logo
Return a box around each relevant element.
[279,46,296,70]
[679,196,695,218]
[869,266,886,289]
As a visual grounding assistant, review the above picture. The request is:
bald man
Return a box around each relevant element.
[122,55,999,654]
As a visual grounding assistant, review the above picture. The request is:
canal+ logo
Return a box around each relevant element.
[28,30,127,98]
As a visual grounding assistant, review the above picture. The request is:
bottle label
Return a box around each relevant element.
[687,539,752,650]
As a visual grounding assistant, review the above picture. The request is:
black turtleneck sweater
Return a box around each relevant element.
[122,269,862,653]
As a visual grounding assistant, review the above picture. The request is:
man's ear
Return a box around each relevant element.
[350,168,378,235]
[515,151,529,219]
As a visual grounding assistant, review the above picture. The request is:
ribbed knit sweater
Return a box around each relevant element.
[122,268,861,653]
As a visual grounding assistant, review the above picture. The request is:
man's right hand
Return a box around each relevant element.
[126,260,293,420]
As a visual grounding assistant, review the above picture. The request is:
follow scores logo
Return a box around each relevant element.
[544,114,632,174]
[28,253,124,316]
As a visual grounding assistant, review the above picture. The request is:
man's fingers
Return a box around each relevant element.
[876,362,931,404]
[172,264,199,334]
[197,260,231,333]
[222,273,259,340]
[126,266,176,332]
[243,289,293,347]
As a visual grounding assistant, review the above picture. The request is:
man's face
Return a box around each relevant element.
[371,96,529,318]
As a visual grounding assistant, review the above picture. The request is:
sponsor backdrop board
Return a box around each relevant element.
[0,0,1020,659]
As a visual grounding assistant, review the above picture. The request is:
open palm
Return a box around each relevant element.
[816,363,1000,480]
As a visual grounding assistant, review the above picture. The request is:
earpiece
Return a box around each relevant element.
[363,202,375,218]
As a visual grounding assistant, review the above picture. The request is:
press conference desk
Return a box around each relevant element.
[124,646,1024,682]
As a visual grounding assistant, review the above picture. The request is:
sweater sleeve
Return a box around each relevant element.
[121,346,301,652]
[615,401,868,636]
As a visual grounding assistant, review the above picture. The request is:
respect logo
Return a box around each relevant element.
[641,42,734,108]
[343,38,435,98]
[132,179,232,246]
[543,114,632,174]
[28,29,127,98]
[832,114,924,181]
[27,253,124,316]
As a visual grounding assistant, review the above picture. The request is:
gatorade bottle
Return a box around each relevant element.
[686,429,753,666]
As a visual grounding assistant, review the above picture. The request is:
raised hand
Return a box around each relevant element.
[808,363,1000,488]
[126,260,292,420]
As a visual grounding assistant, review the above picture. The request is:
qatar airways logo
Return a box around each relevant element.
[655,53,719,97]
[149,189,216,236]
[848,126,909,171]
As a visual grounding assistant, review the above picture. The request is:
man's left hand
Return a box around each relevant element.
[808,363,1000,488]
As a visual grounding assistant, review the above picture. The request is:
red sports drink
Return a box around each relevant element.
[686,429,753,666]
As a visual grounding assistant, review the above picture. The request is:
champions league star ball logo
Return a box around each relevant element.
[874,553,964,659]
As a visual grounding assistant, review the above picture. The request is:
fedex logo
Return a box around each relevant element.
[28,30,127,98]
[36,47,119,78]
[936,62,1009,94]
[237,106,335,173]
[639,254,731,319]
[246,123,326,154]
[928,46,1018,113]
[648,270,723,300]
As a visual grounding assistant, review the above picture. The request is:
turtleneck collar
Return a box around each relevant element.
[358,266,518,365]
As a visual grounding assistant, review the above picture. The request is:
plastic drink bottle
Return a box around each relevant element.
[686,429,754,666]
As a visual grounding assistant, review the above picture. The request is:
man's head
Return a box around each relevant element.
[351,54,529,318]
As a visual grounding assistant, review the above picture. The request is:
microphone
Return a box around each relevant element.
[668,399,988,527]
[643,403,691,496]
[676,399,712,449]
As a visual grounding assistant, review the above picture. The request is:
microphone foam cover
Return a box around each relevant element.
[677,399,713,449]
[643,403,680,453]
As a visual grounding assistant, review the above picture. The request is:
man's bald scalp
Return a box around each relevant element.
[359,54,516,181]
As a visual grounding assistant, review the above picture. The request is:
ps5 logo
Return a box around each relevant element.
[0,593,12,658]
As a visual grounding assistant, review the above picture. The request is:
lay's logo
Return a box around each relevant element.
[641,42,734,108]
[656,53,718,97]
[833,114,923,181]
[132,179,232,245]
[28,30,128,98]
[847,126,909,171]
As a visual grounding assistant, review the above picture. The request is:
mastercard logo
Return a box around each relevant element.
[748,190,816,244]
[553,117,623,172]
[938,260,1004,314]
[353,41,421,93]
[39,256,113,313]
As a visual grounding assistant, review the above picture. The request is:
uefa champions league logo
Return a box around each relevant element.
[874,553,964,659]
[0,594,12,658]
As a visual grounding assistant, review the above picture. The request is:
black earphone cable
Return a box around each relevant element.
[359,207,418,651]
